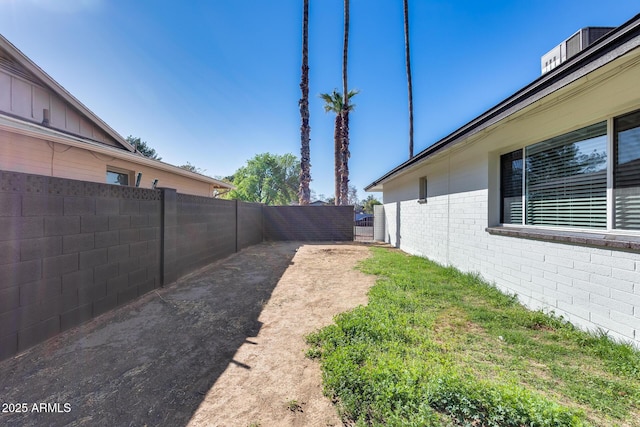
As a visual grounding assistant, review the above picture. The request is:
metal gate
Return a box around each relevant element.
[354,213,374,242]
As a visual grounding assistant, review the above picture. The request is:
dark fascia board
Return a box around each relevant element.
[0,33,135,153]
[365,13,640,192]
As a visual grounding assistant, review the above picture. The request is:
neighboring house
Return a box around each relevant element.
[366,13,640,347]
[0,34,232,197]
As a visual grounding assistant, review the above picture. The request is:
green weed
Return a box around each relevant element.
[309,247,640,426]
[285,399,303,413]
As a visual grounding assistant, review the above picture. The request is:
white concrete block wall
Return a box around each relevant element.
[383,202,398,247]
[376,47,640,346]
[373,205,385,241]
[382,190,640,347]
[401,198,449,265]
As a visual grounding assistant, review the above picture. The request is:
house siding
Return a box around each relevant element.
[0,66,119,147]
[381,188,640,345]
[376,46,640,347]
[0,129,217,197]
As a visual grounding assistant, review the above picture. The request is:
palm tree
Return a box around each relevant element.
[319,90,358,205]
[298,0,311,205]
[403,0,414,159]
[340,0,351,205]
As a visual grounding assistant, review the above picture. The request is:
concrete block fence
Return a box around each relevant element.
[0,171,353,360]
[263,205,354,241]
[0,171,163,360]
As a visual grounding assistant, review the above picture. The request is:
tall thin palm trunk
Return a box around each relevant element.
[404,0,414,159]
[339,0,350,205]
[298,0,311,205]
[334,113,342,205]
[320,90,357,206]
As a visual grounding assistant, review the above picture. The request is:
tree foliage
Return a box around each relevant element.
[346,184,359,206]
[226,153,299,205]
[126,135,161,160]
[362,195,382,214]
[319,89,358,205]
[526,143,606,184]
[178,162,207,175]
[323,184,359,207]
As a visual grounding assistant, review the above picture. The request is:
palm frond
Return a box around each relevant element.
[319,88,360,113]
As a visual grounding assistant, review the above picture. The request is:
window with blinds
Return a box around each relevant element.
[500,122,608,229]
[525,122,607,228]
[500,150,523,224]
[614,110,640,230]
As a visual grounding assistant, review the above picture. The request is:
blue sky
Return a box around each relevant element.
[0,1,638,201]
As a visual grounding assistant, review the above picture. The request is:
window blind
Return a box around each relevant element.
[525,122,607,228]
[500,150,523,224]
[614,110,640,229]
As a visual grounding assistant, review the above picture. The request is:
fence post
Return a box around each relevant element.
[235,199,239,253]
[261,204,265,242]
[160,188,177,286]
[373,204,385,242]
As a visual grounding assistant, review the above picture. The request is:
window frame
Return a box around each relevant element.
[106,166,133,187]
[613,109,640,230]
[500,149,523,224]
[497,108,640,235]
[524,121,608,229]
[418,176,427,204]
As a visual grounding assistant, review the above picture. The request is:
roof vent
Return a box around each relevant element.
[541,27,615,74]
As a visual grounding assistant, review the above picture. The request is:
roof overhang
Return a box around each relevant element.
[0,113,234,190]
[365,12,640,192]
[0,34,135,153]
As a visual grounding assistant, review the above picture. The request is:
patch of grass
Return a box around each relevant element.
[308,247,640,426]
[285,399,303,413]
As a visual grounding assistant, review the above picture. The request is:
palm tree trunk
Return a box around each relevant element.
[334,113,342,205]
[404,0,414,159]
[298,0,311,205]
[340,109,350,205]
[340,0,350,205]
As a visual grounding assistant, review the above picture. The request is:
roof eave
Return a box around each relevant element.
[0,114,235,190]
[365,12,640,192]
[0,34,135,153]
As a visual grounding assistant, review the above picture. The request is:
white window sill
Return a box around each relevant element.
[485,226,640,253]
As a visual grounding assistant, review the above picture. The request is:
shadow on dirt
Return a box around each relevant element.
[0,242,302,427]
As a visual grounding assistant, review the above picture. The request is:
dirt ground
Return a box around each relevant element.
[0,241,377,427]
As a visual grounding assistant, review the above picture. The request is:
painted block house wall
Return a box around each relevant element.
[382,178,640,345]
[377,43,640,346]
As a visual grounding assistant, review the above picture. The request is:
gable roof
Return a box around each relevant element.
[0,34,234,191]
[0,33,135,153]
[365,13,640,192]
